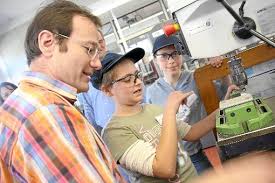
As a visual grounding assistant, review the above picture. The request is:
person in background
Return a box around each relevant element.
[97,29,108,59]
[78,29,115,134]
[0,1,125,182]
[146,34,227,174]
[0,82,17,105]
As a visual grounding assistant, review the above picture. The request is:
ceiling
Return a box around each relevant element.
[0,0,165,36]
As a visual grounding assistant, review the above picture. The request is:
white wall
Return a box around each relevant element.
[0,22,29,84]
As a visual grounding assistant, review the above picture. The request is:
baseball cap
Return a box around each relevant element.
[152,34,182,54]
[91,47,145,90]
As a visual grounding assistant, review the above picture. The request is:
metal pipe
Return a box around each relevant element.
[217,0,245,25]
[110,10,128,50]
[110,20,126,53]
[159,0,170,20]
[249,29,275,47]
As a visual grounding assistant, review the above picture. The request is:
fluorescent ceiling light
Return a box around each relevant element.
[89,0,134,15]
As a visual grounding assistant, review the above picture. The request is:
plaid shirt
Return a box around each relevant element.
[0,71,125,183]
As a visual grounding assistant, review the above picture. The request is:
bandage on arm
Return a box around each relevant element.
[119,140,156,176]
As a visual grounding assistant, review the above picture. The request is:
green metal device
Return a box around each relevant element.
[216,93,275,159]
[216,97,274,137]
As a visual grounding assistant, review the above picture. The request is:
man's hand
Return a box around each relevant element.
[208,56,224,68]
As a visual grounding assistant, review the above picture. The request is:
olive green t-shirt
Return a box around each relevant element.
[102,104,197,183]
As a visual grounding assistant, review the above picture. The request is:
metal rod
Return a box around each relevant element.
[110,20,126,53]
[249,29,275,47]
[159,0,170,20]
[217,0,245,25]
[110,10,128,50]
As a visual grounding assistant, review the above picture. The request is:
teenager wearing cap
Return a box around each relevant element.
[146,34,230,174]
[97,47,236,182]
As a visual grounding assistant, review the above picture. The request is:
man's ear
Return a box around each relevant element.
[100,84,113,97]
[37,30,56,57]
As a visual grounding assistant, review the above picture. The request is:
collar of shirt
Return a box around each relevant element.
[20,71,77,102]
[160,70,192,90]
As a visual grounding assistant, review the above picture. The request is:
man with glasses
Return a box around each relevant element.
[0,1,125,182]
[146,34,217,174]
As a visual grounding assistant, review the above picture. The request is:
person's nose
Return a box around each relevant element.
[90,54,102,70]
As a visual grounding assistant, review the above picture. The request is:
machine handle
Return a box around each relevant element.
[249,29,275,47]
[217,0,275,48]
[239,1,246,18]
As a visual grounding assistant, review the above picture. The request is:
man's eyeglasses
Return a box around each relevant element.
[111,71,143,85]
[55,33,99,61]
[154,51,180,61]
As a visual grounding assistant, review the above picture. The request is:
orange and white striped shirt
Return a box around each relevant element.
[0,71,125,183]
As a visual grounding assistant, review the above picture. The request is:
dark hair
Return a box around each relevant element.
[24,0,102,66]
[0,82,17,105]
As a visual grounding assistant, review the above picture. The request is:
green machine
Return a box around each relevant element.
[216,93,275,159]
[215,57,275,160]
[217,93,274,137]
